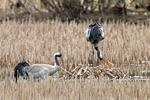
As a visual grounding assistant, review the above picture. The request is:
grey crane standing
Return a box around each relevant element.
[86,23,105,61]
[14,52,62,83]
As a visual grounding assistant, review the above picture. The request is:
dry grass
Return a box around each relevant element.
[0,20,149,69]
[1,78,150,100]
[0,20,150,99]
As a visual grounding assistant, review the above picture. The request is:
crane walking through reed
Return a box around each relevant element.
[86,23,113,67]
[86,23,104,61]
[14,52,62,83]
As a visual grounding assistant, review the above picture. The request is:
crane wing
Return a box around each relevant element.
[86,27,91,41]
[24,64,54,78]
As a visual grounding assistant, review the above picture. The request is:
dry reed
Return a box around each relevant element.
[0,77,150,100]
[0,20,150,99]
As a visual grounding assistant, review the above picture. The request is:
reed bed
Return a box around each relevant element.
[0,20,149,69]
[1,77,150,100]
[0,20,150,99]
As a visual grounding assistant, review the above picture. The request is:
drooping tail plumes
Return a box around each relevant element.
[14,69,18,83]
[14,61,30,83]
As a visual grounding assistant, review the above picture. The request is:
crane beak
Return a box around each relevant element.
[59,54,62,57]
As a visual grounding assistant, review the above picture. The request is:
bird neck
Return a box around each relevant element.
[54,56,60,67]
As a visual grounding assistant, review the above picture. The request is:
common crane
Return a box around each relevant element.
[86,23,104,61]
[14,52,62,83]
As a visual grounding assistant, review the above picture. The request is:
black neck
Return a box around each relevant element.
[55,56,60,66]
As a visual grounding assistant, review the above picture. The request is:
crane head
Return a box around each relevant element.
[54,52,62,57]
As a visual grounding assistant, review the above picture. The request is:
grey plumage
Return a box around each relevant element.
[86,23,104,60]
[14,52,62,82]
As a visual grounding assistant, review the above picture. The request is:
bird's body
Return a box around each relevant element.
[24,64,59,79]
[86,23,104,45]
[14,52,62,82]
[86,23,104,60]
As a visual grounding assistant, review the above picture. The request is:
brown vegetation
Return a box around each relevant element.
[0,20,149,69]
[0,20,150,99]
[1,78,150,100]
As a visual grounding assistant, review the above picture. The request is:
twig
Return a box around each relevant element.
[60,67,72,75]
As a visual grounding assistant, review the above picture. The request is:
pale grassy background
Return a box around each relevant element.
[0,20,150,100]
[0,20,149,69]
[1,79,150,100]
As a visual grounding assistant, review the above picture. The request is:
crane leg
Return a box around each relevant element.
[89,45,95,66]
[92,45,94,59]
[94,46,103,60]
